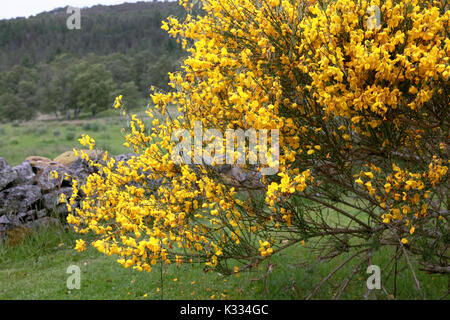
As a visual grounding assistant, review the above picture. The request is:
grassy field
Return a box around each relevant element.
[0,223,447,300]
[0,107,152,166]
[0,108,448,300]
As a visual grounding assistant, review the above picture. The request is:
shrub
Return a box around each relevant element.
[66,0,449,298]
[65,132,76,141]
[36,127,49,135]
[82,122,102,132]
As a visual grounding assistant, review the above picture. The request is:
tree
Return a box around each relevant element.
[67,0,449,299]
[140,54,181,93]
[103,53,136,86]
[17,80,38,113]
[0,2,185,69]
[0,93,30,122]
[69,62,116,118]
[0,2,187,121]
[39,55,77,119]
[117,81,142,110]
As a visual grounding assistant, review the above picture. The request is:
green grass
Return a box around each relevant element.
[0,224,447,300]
[0,107,447,300]
[0,104,180,166]
[0,108,153,166]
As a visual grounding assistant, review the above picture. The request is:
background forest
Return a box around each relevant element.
[0,1,185,121]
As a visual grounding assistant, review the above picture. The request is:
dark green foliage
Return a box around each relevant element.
[0,1,186,121]
[0,2,185,69]
[0,92,32,122]
[69,62,117,118]
[118,81,143,110]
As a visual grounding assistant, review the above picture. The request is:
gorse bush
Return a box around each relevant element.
[65,0,449,298]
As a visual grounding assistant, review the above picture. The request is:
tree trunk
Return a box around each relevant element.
[74,108,80,120]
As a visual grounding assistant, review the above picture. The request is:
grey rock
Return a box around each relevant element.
[0,157,18,191]
[17,210,39,223]
[114,153,136,164]
[42,187,73,210]
[0,185,42,215]
[67,157,95,181]
[24,216,60,230]
[54,202,76,216]
[0,215,10,224]
[17,211,30,221]
[214,165,265,189]
[36,209,48,219]
[230,166,247,183]
[0,213,20,227]
[36,166,68,192]
[0,214,18,237]
[215,164,232,173]
[12,160,36,185]
[0,211,36,238]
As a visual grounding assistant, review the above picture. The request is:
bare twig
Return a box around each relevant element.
[419,262,450,274]
[399,240,425,300]
[306,249,368,300]
[332,257,366,300]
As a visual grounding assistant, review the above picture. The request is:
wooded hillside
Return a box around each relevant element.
[0,1,186,121]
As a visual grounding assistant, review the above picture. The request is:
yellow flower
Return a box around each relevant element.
[66,0,448,283]
[50,170,59,180]
[363,171,374,179]
[74,239,86,252]
[113,95,123,109]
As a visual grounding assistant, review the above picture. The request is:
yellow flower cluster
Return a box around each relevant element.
[301,0,449,126]
[75,239,86,252]
[354,158,448,243]
[113,95,123,109]
[67,0,448,272]
[258,240,274,257]
[78,134,96,151]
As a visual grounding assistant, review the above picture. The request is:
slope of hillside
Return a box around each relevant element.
[0,1,185,69]
[0,1,186,122]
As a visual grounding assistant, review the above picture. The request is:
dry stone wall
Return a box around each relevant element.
[0,153,134,239]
